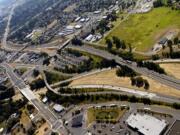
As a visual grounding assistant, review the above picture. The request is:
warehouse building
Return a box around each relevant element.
[126,113,167,135]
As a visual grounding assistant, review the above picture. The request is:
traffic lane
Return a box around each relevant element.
[31,99,58,124]
[69,45,180,90]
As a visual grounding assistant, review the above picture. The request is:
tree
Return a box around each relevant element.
[33,69,39,77]
[30,79,45,90]
[136,77,144,87]
[72,37,83,46]
[144,80,150,90]
[91,28,95,34]
[40,52,48,58]
[174,37,179,45]
[121,40,126,49]
[128,44,132,53]
[141,98,151,105]
[167,0,172,6]
[129,96,138,102]
[167,40,173,54]
[152,55,160,60]
[172,103,180,109]
[137,61,166,74]
[131,77,136,86]
[106,38,113,50]
[116,66,137,77]
[153,0,163,7]
[43,57,51,66]
[112,36,121,49]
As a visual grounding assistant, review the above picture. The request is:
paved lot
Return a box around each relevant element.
[167,120,180,135]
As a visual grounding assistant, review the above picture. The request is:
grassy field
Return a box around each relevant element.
[87,107,126,124]
[70,69,180,98]
[100,7,180,52]
[160,63,180,79]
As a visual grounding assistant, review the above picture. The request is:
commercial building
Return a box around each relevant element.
[53,104,64,113]
[72,114,83,127]
[126,113,167,135]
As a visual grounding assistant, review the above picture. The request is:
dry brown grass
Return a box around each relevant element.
[160,63,180,79]
[63,3,77,12]
[70,69,180,98]
[20,110,31,129]
[36,122,50,135]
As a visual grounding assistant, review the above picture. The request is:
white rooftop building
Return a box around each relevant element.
[126,113,167,135]
[42,96,48,103]
[75,24,82,29]
[53,104,64,113]
[85,34,93,41]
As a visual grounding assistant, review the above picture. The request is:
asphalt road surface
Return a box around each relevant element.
[2,63,68,135]
[68,45,180,90]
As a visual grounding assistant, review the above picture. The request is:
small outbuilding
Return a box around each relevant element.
[53,104,64,113]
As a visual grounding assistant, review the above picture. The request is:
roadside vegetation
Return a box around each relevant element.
[44,71,70,84]
[0,85,15,100]
[116,66,150,90]
[45,90,180,109]
[137,61,166,74]
[30,79,45,90]
[116,65,137,77]
[58,88,110,94]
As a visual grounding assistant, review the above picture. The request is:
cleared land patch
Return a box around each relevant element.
[70,69,180,97]
[100,7,180,52]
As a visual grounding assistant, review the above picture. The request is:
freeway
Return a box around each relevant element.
[2,63,68,135]
[68,45,180,90]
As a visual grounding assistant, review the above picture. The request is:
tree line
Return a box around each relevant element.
[137,61,166,74]
[105,36,126,50]
[116,66,150,89]
[45,90,180,109]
